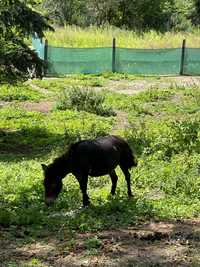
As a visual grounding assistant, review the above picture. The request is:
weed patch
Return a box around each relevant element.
[0,84,45,102]
[2,77,200,267]
[55,86,116,117]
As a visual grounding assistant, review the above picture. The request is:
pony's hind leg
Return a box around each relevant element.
[109,170,118,195]
[77,174,90,207]
[120,165,133,197]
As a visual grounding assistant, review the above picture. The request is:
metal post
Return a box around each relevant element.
[44,39,48,76]
[112,38,116,73]
[180,39,186,75]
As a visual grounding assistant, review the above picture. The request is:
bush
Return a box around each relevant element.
[55,86,116,117]
[0,83,44,102]
[126,115,200,159]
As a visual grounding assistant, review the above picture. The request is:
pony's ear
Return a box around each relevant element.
[41,164,48,172]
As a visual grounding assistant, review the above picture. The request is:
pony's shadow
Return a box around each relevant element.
[48,196,156,232]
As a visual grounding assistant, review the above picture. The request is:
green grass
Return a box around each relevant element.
[45,26,200,48]
[0,83,45,102]
[32,75,105,92]
[1,76,200,266]
[55,86,116,117]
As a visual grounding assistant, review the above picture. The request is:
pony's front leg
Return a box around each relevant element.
[77,174,90,207]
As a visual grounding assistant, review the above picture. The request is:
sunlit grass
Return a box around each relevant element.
[2,77,200,266]
[45,25,200,48]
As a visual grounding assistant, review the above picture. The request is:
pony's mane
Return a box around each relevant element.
[52,152,68,166]
[68,140,85,154]
[50,141,83,167]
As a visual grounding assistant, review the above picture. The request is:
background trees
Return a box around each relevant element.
[41,0,196,32]
[1,0,199,82]
[0,0,53,81]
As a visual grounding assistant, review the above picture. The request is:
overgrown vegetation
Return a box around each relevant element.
[55,86,116,117]
[0,83,45,102]
[1,79,200,226]
[0,0,53,82]
[1,0,200,83]
[41,0,196,32]
[45,26,200,48]
[1,77,200,266]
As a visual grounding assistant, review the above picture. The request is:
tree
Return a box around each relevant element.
[42,0,87,26]
[0,0,53,82]
[191,0,200,25]
[85,0,120,26]
[41,0,181,31]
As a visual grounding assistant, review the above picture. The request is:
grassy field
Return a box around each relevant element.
[1,74,200,266]
[45,26,200,48]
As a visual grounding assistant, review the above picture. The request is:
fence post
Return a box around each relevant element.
[112,38,116,73]
[43,39,48,76]
[180,39,186,75]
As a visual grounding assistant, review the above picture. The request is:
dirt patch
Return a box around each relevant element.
[26,81,54,95]
[1,220,200,266]
[112,111,129,134]
[0,101,10,108]
[105,76,200,94]
[20,101,55,113]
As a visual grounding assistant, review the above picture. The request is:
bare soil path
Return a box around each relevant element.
[1,219,200,266]
[104,76,200,94]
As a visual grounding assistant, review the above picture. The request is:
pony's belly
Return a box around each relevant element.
[88,154,119,177]
[89,170,112,177]
[88,165,117,177]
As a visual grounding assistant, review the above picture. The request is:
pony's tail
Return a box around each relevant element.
[119,144,137,169]
[125,146,138,168]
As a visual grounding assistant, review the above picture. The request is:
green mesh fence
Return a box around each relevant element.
[183,48,200,75]
[116,48,182,75]
[32,37,200,76]
[47,46,112,75]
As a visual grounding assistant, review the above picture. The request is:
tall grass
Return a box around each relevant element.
[45,25,200,48]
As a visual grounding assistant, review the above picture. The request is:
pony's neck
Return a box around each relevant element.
[50,153,70,179]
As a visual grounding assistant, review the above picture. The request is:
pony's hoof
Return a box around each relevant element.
[82,202,90,209]
[82,205,89,209]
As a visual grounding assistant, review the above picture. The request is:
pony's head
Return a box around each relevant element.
[42,164,63,206]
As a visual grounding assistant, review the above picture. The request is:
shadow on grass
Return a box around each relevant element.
[0,127,67,162]
[0,191,156,231]
[1,194,200,266]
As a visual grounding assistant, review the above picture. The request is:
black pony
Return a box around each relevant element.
[42,135,137,207]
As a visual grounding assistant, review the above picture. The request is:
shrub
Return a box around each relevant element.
[0,84,45,102]
[55,86,116,117]
[126,115,200,159]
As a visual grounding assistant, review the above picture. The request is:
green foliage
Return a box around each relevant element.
[2,76,200,262]
[45,26,200,49]
[41,0,195,31]
[0,83,45,101]
[126,115,200,159]
[31,75,105,92]
[0,0,53,81]
[84,236,102,250]
[55,86,116,117]
[0,106,113,156]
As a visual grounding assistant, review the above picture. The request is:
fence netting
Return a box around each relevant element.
[47,46,112,75]
[115,48,182,75]
[184,48,200,75]
[32,37,200,76]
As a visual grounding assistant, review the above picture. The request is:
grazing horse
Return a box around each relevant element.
[42,135,137,207]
